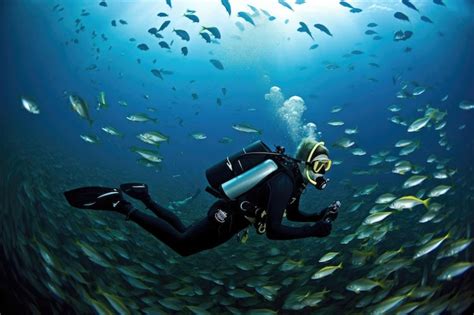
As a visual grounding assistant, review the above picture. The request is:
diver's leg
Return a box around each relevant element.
[129,201,250,256]
[142,198,187,233]
[120,183,186,232]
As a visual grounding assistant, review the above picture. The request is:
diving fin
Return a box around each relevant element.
[64,186,127,211]
[120,183,150,201]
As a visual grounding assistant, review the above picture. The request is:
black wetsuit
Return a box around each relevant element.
[127,170,332,256]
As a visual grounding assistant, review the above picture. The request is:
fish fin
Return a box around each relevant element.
[422,198,430,208]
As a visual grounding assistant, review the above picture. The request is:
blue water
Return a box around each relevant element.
[1,0,474,313]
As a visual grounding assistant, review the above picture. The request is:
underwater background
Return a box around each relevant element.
[1,0,473,314]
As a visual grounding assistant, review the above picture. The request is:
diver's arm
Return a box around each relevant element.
[265,173,331,240]
[285,196,324,222]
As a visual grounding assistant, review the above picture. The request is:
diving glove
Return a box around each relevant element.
[320,200,341,223]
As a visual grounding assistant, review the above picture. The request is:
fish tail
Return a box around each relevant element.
[338,262,343,269]
[422,198,430,208]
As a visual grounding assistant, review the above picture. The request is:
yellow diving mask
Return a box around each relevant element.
[305,142,332,189]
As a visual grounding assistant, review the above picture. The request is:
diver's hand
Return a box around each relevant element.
[312,221,332,237]
[320,201,341,222]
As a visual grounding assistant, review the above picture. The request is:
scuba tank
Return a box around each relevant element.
[205,141,280,200]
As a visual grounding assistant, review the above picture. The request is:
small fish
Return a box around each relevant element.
[221,0,231,15]
[309,44,319,50]
[394,12,410,22]
[374,247,403,264]
[437,239,473,259]
[346,279,384,293]
[363,212,392,225]
[278,0,293,11]
[199,31,212,43]
[184,13,199,23]
[297,22,313,40]
[438,262,474,281]
[137,131,169,145]
[407,116,431,132]
[351,148,366,156]
[427,185,451,198]
[181,47,188,56]
[99,1,107,7]
[191,132,207,140]
[351,50,363,55]
[101,126,123,138]
[344,128,358,135]
[365,30,377,35]
[402,175,428,189]
[328,120,344,126]
[318,252,339,263]
[238,12,255,26]
[96,91,107,110]
[69,94,93,125]
[339,1,354,9]
[333,137,355,149]
[232,123,262,134]
[402,0,419,12]
[137,43,149,51]
[148,27,158,35]
[414,232,450,259]
[421,16,433,23]
[367,22,378,27]
[210,59,224,70]
[159,41,170,49]
[158,20,171,32]
[375,193,397,204]
[389,196,430,210]
[157,12,168,17]
[311,263,343,279]
[314,23,332,36]
[395,139,413,147]
[173,29,190,41]
[394,30,413,41]
[202,26,221,39]
[126,113,157,123]
[412,86,426,96]
[119,19,127,25]
[80,134,99,144]
[130,147,162,163]
[21,96,40,114]
[433,0,445,6]
[459,100,474,110]
[151,69,163,79]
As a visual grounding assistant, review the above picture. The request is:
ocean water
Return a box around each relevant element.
[1,0,473,314]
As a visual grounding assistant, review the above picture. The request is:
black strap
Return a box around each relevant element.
[205,186,223,199]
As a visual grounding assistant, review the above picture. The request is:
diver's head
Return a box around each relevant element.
[295,137,331,190]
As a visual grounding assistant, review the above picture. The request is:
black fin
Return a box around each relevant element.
[64,186,124,211]
[120,183,149,201]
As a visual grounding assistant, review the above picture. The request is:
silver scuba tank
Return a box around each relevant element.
[221,159,278,200]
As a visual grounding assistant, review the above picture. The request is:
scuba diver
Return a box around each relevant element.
[64,138,341,257]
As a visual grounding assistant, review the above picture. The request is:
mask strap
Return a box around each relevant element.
[306,141,324,163]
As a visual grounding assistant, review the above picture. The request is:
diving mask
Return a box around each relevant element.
[305,141,332,188]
